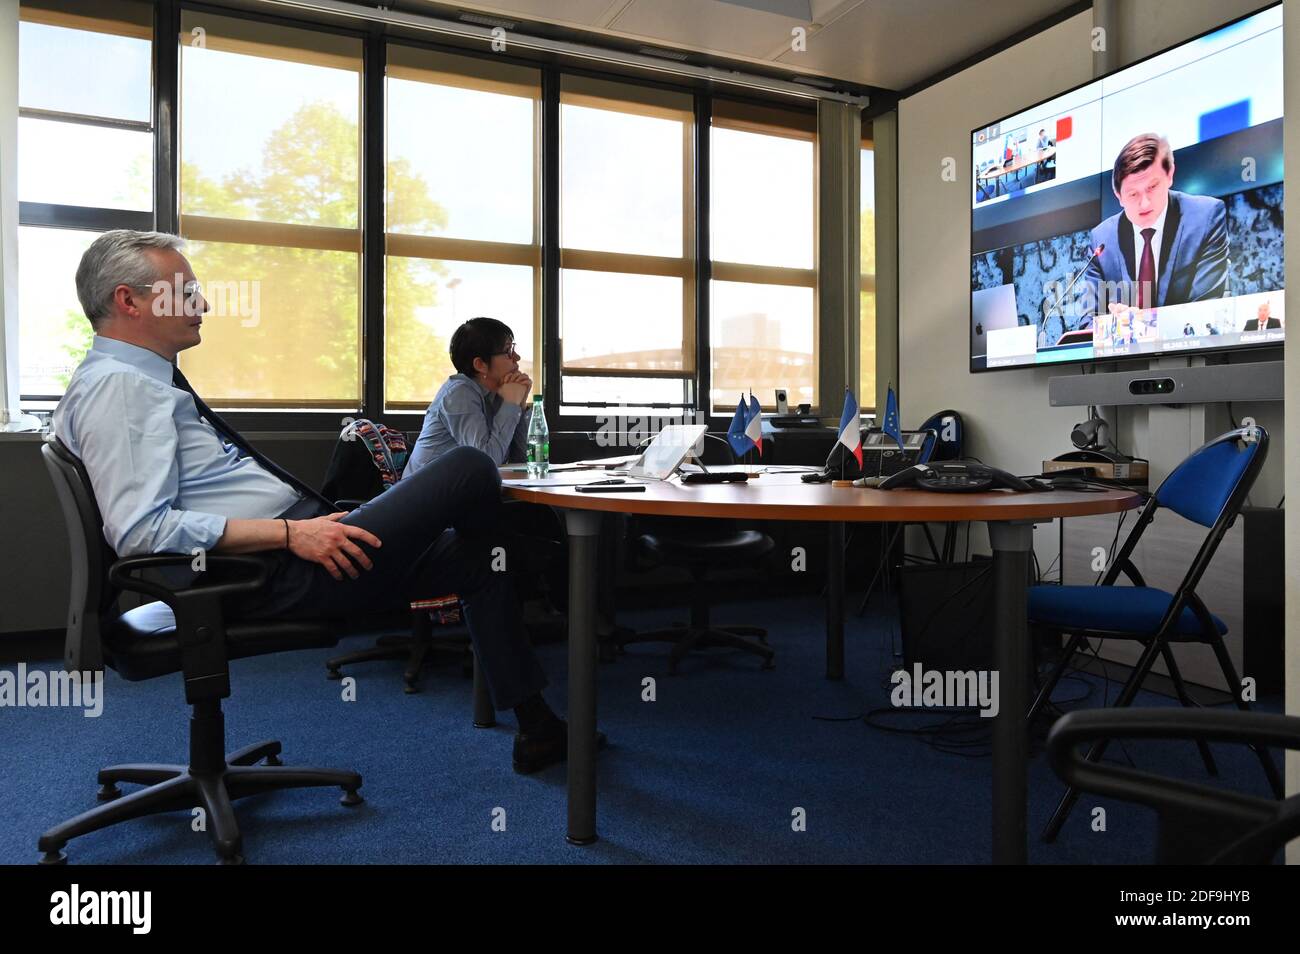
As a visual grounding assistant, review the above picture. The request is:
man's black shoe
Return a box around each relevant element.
[513,720,608,775]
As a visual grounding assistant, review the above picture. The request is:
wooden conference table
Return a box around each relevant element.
[504,471,1141,864]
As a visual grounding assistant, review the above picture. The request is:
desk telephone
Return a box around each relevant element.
[878,461,1039,493]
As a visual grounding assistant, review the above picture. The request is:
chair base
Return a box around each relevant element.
[38,740,362,865]
[327,631,471,693]
[38,700,362,865]
[618,623,774,674]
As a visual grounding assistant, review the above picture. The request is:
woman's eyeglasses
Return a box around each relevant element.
[491,346,521,361]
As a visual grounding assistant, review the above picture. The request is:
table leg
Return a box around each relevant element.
[471,651,495,728]
[988,520,1034,864]
[826,521,845,680]
[563,509,602,846]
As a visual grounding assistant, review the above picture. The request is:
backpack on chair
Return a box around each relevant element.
[320,419,410,503]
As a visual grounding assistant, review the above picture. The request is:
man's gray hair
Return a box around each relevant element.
[75,230,187,328]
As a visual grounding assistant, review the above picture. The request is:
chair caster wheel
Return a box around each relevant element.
[762,660,776,671]
[97,783,121,802]
[264,754,282,766]
[340,788,364,807]
[218,854,245,866]
[403,682,420,694]
[39,849,68,865]
[326,668,342,681]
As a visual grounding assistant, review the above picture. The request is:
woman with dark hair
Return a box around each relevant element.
[406,316,534,476]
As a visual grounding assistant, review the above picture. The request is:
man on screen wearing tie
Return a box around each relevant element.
[52,231,582,775]
[1081,133,1229,319]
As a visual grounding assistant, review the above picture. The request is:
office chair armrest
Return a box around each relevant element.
[333,499,369,511]
[1047,709,1300,862]
[109,553,272,604]
[1050,707,1300,759]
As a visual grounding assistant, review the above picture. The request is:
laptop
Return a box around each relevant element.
[622,424,709,480]
[971,283,1019,358]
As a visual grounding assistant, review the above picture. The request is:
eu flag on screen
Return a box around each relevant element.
[727,396,753,457]
[883,385,903,450]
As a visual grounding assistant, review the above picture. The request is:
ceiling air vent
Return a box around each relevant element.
[636,46,690,62]
[456,11,519,30]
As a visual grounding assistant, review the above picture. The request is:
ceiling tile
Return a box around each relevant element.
[608,0,809,60]
[775,0,1083,89]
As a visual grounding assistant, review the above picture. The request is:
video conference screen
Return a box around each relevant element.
[969,5,1284,372]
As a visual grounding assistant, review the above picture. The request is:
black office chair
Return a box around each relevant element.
[1049,709,1300,864]
[613,432,776,673]
[38,438,371,864]
[1029,425,1285,842]
[616,517,776,673]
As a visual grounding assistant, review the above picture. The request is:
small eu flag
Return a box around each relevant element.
[883,384,903,450]
[727,395,753,457]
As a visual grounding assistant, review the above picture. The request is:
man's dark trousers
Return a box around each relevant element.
[234,445,548,712]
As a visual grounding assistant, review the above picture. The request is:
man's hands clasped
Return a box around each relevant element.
[287,512,383,581]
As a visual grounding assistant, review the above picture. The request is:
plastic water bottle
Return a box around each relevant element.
[526,394,549,478]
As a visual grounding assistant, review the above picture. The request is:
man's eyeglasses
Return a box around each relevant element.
[127,280,206,317]
[129,281,204,302]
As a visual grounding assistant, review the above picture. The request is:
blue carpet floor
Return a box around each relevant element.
[0,595,1280,865]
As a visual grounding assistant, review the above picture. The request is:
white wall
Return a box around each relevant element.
[1283,0,1298,866]
[0,0,20,425]
[897,0,1284,568]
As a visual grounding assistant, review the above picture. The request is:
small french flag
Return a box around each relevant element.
[837,389,863,468]
[745,392,764,457]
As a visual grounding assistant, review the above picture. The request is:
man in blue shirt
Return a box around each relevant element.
[405,317,533,474]
[54,231,582,774]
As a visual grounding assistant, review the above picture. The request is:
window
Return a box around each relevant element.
[16,0,154,399]
[384,47,540,409]
[177,12,363,408]
[559,76,695,416]
[709,100,815,414]
[861,131,876,410]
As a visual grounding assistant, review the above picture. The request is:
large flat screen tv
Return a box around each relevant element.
[969,4,1284,372]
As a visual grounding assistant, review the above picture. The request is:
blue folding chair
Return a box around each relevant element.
[1028,424,1285,842]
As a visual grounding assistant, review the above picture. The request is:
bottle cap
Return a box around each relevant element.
[533,394,543,401]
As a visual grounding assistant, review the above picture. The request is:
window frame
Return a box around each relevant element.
[860,131,877,417]
[382,42,543,414]
[17,0,831,436]
[706,96,818,417]
[175,4,367,412]
[556,72,697,424]
[15,0,159,405]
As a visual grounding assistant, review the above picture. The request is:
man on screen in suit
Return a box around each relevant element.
[52,231,588,775]
[1081,133,1229,318]
[1242,301,1282,331]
